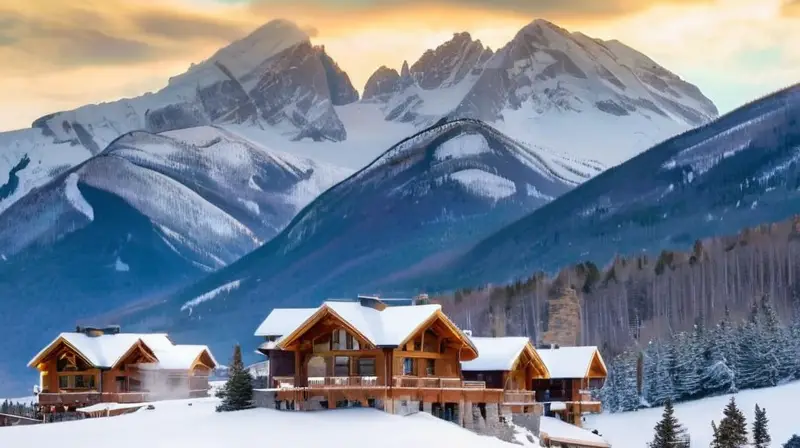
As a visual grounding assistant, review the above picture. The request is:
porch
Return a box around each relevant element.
[37,392,151,407]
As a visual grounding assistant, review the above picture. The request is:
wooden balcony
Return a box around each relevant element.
[38,392,150,407]
[503,390,535,404]
[308,376,380,387]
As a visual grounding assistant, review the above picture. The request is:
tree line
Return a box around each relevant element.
[601,295,800,412]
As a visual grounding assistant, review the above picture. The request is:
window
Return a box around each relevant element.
[358,358,376,376]
[425,359,435,376]
[414,341,421,351]
[74,375,94,389]
[346,333,354,350]
[332,329,340,347]
[403,358,415,375]
[58,375,70,389]
[440,340,447,354]
[334,356,350,376]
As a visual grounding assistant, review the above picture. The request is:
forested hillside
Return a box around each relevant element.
[433,214,800,354]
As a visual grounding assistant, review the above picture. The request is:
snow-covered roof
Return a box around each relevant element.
[254,308,317,337]
[540,416,610,448]
[29,332,217,371]
[460,337,533,371]
[262,301,475,351]
[536,346,605,379]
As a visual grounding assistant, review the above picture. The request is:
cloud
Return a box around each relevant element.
[131,11,247,41]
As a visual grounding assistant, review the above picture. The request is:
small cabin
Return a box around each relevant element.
[460,336,550,414]
[28,326,217,415]
[533,346,607,426]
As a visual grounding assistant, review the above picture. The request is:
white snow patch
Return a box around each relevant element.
[526,184,554,201]
[0,398,532,448]
[434,133,490,160]
[64,173,94,221]
[586,380,800,448]
[248,176,263,191]
[114,257,130,272]
[180,280,242,312]
[238,199,260,215]
[449,169,516,200]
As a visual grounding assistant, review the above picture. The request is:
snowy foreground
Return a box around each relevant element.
[0,397,538,448]
[587,380,800,447]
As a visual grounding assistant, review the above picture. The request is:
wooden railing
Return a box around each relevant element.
[272,376,295,388]
[307,376,379,387]
[37,392,150,406]
[503,390,535,404]
[392,377,486,389]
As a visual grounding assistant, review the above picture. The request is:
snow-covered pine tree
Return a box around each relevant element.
[599,358,620,413]
[615,350,641,412]
[643,342,658,407]
[648,399,689,448]
[737,302,765,390]
[753,404,771,448]
[759,295,791,384]
[717,306,740,392]
[216,344,254,412]
[790,306,800,380]
[671,330,702,400]
[643,339,676,406]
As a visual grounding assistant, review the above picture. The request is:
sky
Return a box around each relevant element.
[0,0,798,132]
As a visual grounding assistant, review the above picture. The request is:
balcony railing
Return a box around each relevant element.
[272,376,296,389]
[392,376,485,389]
[37,392,150,406]
[307,376,379,387]
[503,390,535,404]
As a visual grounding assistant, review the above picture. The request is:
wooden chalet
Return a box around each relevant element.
[254,297,520,425]
[460,336,550,414]
[533,346,607,427]
[28,326,217,415]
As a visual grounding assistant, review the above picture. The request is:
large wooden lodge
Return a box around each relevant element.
[253,295,607,432]
[28,326,218,416]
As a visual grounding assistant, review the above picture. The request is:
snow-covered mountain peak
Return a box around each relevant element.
[409,32,492,90]
[169,19,309,88]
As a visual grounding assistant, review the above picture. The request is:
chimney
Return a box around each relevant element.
[414,293,429,305]
[75,325,121,337]
[358,295,387,311]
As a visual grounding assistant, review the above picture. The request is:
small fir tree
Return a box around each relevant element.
[649,399,689,448]
[712,397,748,448]
[783,435,800,448]
[753,404,771,448]
[216,344,254,412]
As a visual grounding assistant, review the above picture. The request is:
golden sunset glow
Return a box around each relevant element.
[0,0,797,131]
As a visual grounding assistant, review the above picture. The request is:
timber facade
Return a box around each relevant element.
[28,326,217,415]
[254,297,607,431]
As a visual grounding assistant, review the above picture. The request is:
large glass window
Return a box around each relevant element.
[58,375,70,389]
[334,356,350,376]
[358,358,376,376]
[403,358,415,375]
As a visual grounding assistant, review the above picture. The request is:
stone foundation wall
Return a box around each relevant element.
[253,389,277,409]
[512,413,541,437]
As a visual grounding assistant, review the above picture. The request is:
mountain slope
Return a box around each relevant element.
[0,20,356,214]
[114,119,592,359]
[0,126,348,395]
[419,84,800,291]
[363,20,718,166]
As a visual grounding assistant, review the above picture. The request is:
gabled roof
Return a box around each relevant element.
[536,346,607,379]
[262,301,477,354]
[254,308,317,337]
[29,332,217,371]
[460,337,545,372]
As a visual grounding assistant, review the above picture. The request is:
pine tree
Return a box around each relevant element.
[216,344,254,412]
[759,295,790,384]
[783,435,800,448]
[753,404,771,448]
[712,397,748,448]
[649,399,689,448]
[615,350,641,412]
[738,302,765,390]
[672,331,702,400]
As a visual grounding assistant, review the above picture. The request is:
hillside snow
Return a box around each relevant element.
[0,397,539,448]
[586,380,800,447]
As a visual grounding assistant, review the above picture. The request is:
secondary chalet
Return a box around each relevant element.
[460,336,549,414]
[28,326,217,415]
[254,296,533,426]
[533,346,607,427]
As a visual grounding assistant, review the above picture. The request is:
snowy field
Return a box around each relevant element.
[586,380,800,447]
[0,397,538,448]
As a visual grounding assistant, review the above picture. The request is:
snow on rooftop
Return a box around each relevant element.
[256,301,462,348]
[254,307,318,337]
[536,346,601,379]
[461,337,531,371]
[540,416,610,448]
[29,332,215,371]
[0,397,539,448]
